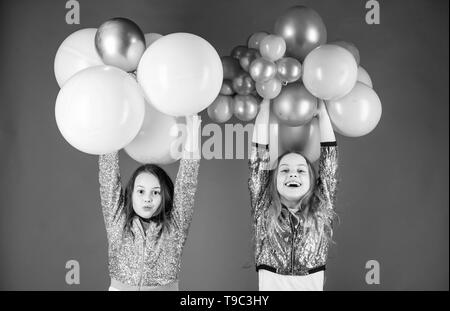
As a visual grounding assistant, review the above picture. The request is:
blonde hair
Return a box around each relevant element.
[266,151,336,245]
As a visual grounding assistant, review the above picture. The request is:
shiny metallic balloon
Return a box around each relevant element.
[331,40,360,65]
[221,56,242,80]
[239,48,261,72]
[233,95,259,122]
[256,78,282,99]
[272,82,318,126]
[95,17,146,72]
[220,79,235,95]
[259,35,286,62]
[247,32,269,49]
[249,57,277,83]
[207,95,234,123]
[232,72,255,95]
[276,57,302,83]
[231,45,248,59]
[274,6,327,61]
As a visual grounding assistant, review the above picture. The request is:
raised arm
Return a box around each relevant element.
[171,115,201,236]
[248,99,271,218]
[98,152,123,234]
[317,101,338,208]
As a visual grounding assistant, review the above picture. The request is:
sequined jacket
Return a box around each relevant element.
[99,152,199,288]
[248,142,338,276]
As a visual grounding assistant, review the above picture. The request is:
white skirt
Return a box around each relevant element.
[258,269,324,291]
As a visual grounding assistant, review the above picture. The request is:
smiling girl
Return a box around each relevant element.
[98,115,201,291]
[249,100,338,291]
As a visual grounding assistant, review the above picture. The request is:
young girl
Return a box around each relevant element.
[98,115,201,291]
[249,100,338,291]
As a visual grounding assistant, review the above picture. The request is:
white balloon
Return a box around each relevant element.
[357,66,373,88]
[54,28,104,87]
[144,33,163,48]
[55,66,145,155]
[125,103,185,164]
[137,33,223,117]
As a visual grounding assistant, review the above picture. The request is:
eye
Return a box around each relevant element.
[297,169,305,173]
[137,189,144,194]
[152,190,161,196]
[280,169,289,173]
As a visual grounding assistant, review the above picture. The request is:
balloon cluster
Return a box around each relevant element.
[207,5,382,162]
[54,18,222,164]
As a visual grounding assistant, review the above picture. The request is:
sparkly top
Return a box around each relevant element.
[99,152,200,287]
[248,142,338,275]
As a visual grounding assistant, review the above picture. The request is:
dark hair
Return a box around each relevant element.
[121,164,174,237]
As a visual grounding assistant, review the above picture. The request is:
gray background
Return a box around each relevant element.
[0,0,448,290]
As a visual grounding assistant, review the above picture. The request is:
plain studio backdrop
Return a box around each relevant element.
[0,0,448,290]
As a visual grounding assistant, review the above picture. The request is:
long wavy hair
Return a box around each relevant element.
[119,164,174,238]
[266,151,336,245]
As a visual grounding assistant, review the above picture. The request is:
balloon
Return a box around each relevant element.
[125,104,184,165]
[231,45,248,59]
[330,40,360,65]
[95,18,146,72]
[145,33,163,47]
[276,57,302,84]
[249,58,277,83]
[256,78,282,99]
[222,56,242,80]
[55,66,145,155]
[302,44,358,100]
[279,118,321,162]
[232,72,255,95]
[357,66,373,88]
[272,82,318,127]
[207,95,234,123]
[259,35,286,61]
[327,82,382,137]
[54,28,104,87]
[233,95,259,121]
[248,32,269,49]
[239,48,261,72]
[137,33,223,117]
[274,6,327,61]
[220,80,235,95]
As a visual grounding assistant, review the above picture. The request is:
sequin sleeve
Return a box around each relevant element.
[171,159,200,237]
[318,142,339,209]
[98,152,123,234]
[248,143,271,219]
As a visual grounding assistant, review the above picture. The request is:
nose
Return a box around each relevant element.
[144,196,153,203]
[289,172,298,178]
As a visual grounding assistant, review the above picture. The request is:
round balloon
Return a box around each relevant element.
[249,57,277,83]
[145,33,163,47]
[259,35,286,62]
[233,95,259,121]
[357,66,373,88]
[239,48,261,72]
[279,117,320,162]
[222,56,242,80]
[327,82,382,137]
[207,95,234,123]
[137,33,223,116]
[302,44,358,100]
[95,18,146,72]
[220,80,235,95]
[274,6,327,61]
[276,57,302,84]
[272,82,318,126]
[232,72,255,95]
[54,28,104,87]
[330,40,360,65]
[256,78,282,99]
[55,66,145,154]
[231,45,248,59]
[125,103,184,164]
[248,32,269,49]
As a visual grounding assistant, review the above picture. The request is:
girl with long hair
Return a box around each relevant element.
[98,115,201,291]
[249,100,338,291]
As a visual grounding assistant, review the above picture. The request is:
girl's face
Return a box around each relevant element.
[276,153,311,203]
[132,172,162,219]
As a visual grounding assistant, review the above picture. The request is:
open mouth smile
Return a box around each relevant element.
[284,181,301,188]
